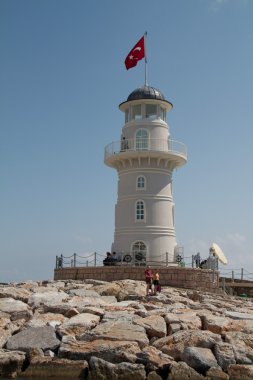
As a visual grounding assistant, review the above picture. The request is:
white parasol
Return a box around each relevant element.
[210,243,228,265]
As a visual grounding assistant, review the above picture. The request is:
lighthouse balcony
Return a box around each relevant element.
[104,138,187,168]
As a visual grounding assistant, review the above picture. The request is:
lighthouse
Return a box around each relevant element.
[104,85,187,265]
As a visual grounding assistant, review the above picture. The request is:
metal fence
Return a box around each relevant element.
[55,252,253,284]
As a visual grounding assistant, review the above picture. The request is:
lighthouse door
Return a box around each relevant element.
[132,241,147,266]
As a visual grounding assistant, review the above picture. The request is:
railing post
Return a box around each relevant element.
[56,256,58,269]
[94,252,97,267]
[222,277,225,292]
[166,252,168,266]
[73,253,76,267]
[241,268,244,281]
[232,271,234,282]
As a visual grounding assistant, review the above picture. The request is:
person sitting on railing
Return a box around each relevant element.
[121,137,129,151]
[103,252,113,266]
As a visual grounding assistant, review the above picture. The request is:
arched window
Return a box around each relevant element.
[131,241,147,263]
[136,200,145,221]
[136,129,148,150]
[136,175,146,190]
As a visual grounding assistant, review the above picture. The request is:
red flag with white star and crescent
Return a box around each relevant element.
[125,36,145,70]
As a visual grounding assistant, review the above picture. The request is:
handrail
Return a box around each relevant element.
[104,138,187,160]
[55,252,252,285]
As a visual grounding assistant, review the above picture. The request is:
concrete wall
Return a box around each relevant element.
[54,266,219,293]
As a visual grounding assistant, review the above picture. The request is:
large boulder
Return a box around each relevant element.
[134,315,167,339]
[88,356,146,380]
[0,286,31,302]
[214,342,236,370]
[57,313,100,338]
[167,361,205,380]
[136,345,173,373]
[28,291,68,307]
[22,356,89,378]
[165,311,202,331]
[59,338,142,363]
[181,347,219,374]
[27,311,67,328]
[81,320,149,349]
[6,326,60,353]
[0,349,26,378]
[0,297,32,321]
[152,330,222,360]
[224,331,253,364]
[227,364,253,380]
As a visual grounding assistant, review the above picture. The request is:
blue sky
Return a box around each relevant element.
[1,0,252,283]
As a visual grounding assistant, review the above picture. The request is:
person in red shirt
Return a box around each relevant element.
[144,266,154,296]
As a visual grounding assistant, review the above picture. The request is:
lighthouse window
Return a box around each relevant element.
[160,107,166,121]
[125,109,130,123]
[136,129,148,150]
[145,104,157,119]
[132,105,142,120]
[136,200,145,221]
[137,176,146,190]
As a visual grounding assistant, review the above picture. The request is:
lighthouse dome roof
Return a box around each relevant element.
[127,85,165,101]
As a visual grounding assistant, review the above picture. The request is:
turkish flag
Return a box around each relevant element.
[125,36,145,70]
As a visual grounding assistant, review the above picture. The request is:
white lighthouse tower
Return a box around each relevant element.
[104,85,187,265]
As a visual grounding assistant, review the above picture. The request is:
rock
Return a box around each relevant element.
[0,349,26,378]
[214,342,236,370]
[181,347,219,374]
[0,297,32,321]
[28,291,68,307]
[227,364,253,380]
[22,356,89,378]
[26,311,67,328]
[164,311,202,331]
[0,329,12,349]
[202,315,231,334]
[102,310,138,323]
[0,286,31,302]
[152,330,222,360]
[147,371,163,380]
[225,311,253,320]
[81,320,149,349]
[59,339,142,363]
[57,312,100,337]
[93,280,146,301]
[67,295,114,309]
[134,315,167,339]
[88,356,146,380]
[168,361,205,380]
[64,307,79,318]
[136,345,173,373]
[224,331,253,364]
[1,278,253,379]
[168,323,181,335]
[6,326,60,353]
[79,306,105,317]
[67,288,101,297]
[206,366,229,380]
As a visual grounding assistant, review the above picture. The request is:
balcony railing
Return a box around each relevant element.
[104,138,187,160]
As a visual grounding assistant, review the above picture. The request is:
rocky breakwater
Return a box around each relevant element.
[0,279,253,380]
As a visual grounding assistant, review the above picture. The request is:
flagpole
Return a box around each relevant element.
[144,32,148,86]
